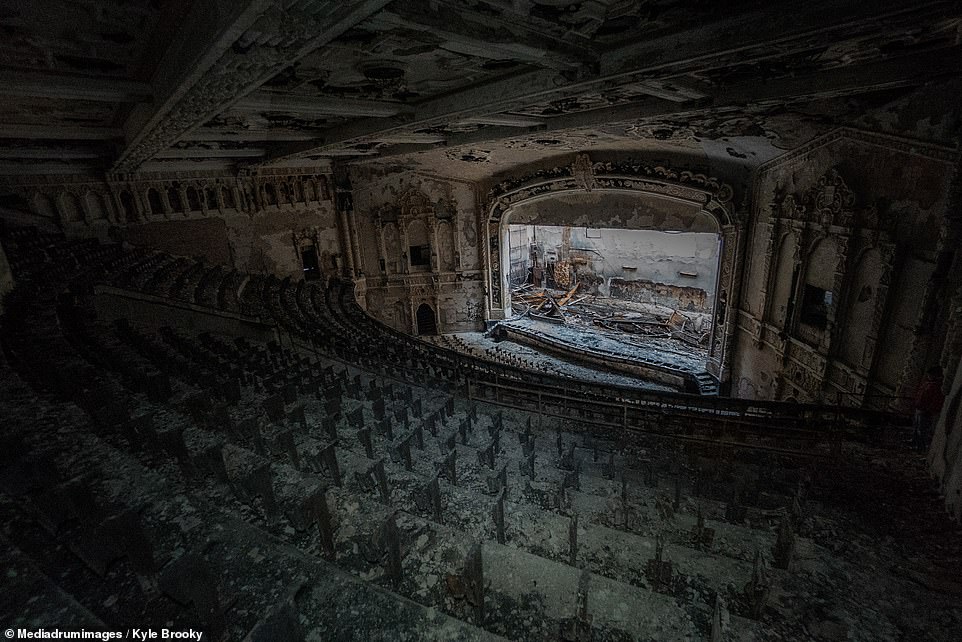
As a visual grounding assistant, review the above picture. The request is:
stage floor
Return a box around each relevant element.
[436,330,676,392]
[501,315,709,375]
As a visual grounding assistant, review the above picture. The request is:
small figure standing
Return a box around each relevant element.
[912,366,945,452]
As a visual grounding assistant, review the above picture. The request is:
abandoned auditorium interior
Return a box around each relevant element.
[3,1,962,641]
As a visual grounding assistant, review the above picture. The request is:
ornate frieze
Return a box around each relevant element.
[114,1,391,171]
[0,168,333,230]
[488,155,736,216]
[773,168,858,228]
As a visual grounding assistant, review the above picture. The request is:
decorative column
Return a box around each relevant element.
[338,208,356,278]
[160,187,173,220]
[429,218,440,273]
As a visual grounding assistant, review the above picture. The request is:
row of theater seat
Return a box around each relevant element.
[5,225,952,642]
[0,225,820,639]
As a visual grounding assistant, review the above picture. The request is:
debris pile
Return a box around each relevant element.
[511,284,711,348]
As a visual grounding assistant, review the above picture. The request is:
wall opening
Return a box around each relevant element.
[301,245,320,281]
[409,244,431,267]
[416,303,438,336]
[800,283,831,329]
[503,223,721,384]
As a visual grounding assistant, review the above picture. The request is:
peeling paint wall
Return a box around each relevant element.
[733,130,960,408]
[0,169,342,281]
[510,225,719,312]
[117,195,340,279]
[507,191,718,233]
[120,218,232,265]
[608,279,711,312]
[231,204,340,278]
[349,166,486,334]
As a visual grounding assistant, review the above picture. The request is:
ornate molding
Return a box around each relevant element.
[772,167,901,235]
[488,157,736,215]
[758,127,959,178]
[571,153,596,192]
[114,1,392,172]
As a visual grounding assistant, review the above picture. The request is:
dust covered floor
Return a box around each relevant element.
[2,230,960,641]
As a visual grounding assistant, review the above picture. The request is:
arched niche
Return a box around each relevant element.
[797,237,839,331]
[119,190,138,223]
[186,186,202,212]
[263,183,277,207]
[85,191,107,221]
[147,188,165,217]
[769,231,798,328]
[32,193,57,219]
[483,157,742,382]
[167,187,183,213]
[382,222,400,273]
[416,303,438,336]
[221,185,236,210]
[59,192,84,224]
[839,248,883,369]
[438,220,455,270]
[406,219,431,271]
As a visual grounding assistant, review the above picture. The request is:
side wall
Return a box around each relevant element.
[733,130,960,409]
[0,167,343,280]
[348,167,486,334]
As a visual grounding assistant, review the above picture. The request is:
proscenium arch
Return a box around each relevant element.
[482,170,743,384]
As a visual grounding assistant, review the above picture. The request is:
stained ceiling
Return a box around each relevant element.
[0,0,959,179]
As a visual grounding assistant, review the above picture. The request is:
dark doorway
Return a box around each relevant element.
[410,244,431,267]
[301,246,320,281]
[416,303,438,336]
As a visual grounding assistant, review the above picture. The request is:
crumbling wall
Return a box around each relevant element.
[121,217,232,265]
[609,279,710,312]
[0,170,342,281]
[349,166,485,333]
[733,129,959,407]
[232,204,340,278]
[513,225,719,312]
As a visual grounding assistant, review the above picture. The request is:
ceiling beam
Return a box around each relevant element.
[259,1,958,165]
[424,0,597,61]
[594,1,958,91]
[260,66,581,163]
[113,0,394,173]
[0,72,151,103]
[0,148,105,160]
[366,10,589,71]
[0,162,103,175]
[235,92,404,118]
[180,129,320,142]
[353,45,962,164]
[0,125,124,141]
[153,148,266,159]
[376,134,447,144]
[456,115,547,128]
